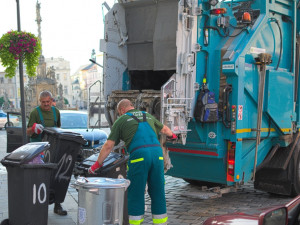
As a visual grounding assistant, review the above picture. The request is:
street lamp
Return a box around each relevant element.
[16,0,27,144]
[89,59,103,68]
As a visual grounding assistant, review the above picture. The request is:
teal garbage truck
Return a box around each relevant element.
[100,0,300,196]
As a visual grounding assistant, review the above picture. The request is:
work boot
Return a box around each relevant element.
[54,203,68,216]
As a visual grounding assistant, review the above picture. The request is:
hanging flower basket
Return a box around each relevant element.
[0,30,41,78]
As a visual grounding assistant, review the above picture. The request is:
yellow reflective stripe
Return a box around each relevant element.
[261,128,275,132]
[129,218,144,225]
[130,158,144,163]
[236,128,280,134]
[236,128,251,133]
[153,216,168,224]
[159,157,163,160]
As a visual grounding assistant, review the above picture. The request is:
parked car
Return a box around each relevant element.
[203,195,300,225]
[0,110,19,130]
[5,110,108,158]
[60,110,108,160]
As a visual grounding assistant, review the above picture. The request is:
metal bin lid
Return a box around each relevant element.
[75,177,130,189]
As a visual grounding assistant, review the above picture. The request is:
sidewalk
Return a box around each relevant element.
[0,130,78,224]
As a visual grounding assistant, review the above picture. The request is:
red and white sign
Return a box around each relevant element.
[238,105,243,120]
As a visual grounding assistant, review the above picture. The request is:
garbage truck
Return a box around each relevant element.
[99,0,300,196]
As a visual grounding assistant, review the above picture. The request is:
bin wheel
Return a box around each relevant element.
[4,122,13,129]
[0,219,9,225]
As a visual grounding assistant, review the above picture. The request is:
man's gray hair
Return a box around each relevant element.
[39,91,53,99]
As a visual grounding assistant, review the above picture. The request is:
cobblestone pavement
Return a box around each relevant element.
[0,130,294,224]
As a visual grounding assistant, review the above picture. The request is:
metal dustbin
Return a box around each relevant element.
[74,177,130,225]
[73,151,129,225]
[0,142,57,225]
[42,127,86,204]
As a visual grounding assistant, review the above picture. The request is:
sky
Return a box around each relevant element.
[0,0,115,74]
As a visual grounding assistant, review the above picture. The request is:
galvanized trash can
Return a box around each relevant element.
[75,177,130,225]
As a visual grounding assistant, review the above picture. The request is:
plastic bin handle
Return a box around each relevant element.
[1,159,21,166]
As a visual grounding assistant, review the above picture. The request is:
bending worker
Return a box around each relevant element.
[88,99,177,225]
[27,91,67,216]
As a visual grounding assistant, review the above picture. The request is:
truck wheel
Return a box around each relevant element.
[292,147,300,196]
[0,219,9,225]
[183,179,218,188]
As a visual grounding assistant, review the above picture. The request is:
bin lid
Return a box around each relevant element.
[2,142,50,165]
[75,177,130,189]
[43,127,86,144]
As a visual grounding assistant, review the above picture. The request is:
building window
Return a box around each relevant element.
[64,86,68,95]
[56,74,60,80]
[0,77,4,84]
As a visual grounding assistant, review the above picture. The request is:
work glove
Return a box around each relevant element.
[32,123,44,134]
[88,161,103,174]
[167,133,178,141]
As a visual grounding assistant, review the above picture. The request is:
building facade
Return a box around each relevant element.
[45,57,72,106]
[0,69,19,110]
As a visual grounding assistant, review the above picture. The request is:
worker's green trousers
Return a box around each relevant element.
[126,112,168,225]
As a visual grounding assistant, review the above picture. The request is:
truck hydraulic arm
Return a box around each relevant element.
[253,53,272,181]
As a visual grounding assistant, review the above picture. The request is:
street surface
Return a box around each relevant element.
[0,129,294,224]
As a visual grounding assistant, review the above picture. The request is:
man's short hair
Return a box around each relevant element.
[117,99,134,111]
[39,91,53,99]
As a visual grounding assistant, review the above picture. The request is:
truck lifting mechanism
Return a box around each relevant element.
[100,0,300,196]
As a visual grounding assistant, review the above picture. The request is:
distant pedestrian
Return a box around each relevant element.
[27,91,67,216]
[52,98,56,107]
[88,99,177,225]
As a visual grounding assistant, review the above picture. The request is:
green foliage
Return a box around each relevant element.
[0,30,41,78]
[0,97,4,106]
[64,97,69,105]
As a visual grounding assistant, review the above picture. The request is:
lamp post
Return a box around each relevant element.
[16,0,27,144]
[89,59,103,68]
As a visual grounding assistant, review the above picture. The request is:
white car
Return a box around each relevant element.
[0,110,19,130]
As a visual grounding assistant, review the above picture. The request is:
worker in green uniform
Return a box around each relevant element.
[27,90,67,216]
[88,99,177,225]
[27,91,60,142]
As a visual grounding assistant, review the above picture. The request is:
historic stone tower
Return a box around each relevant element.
[25,1,59,115]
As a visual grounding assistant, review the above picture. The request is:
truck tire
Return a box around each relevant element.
[0,219,9,225]
[292,146,300,196]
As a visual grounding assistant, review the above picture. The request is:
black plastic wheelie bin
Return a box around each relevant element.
[74,149,129,225]
[0,142,57,225]
[42,127,86,204]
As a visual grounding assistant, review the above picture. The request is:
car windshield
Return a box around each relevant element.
[60,112,87,129]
